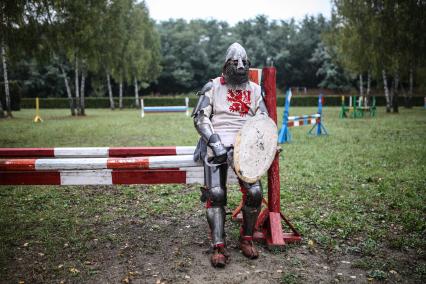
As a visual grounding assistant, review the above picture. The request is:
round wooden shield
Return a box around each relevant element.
[233,114,278,183]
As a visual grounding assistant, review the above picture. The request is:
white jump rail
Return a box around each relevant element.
[141,97,189,118]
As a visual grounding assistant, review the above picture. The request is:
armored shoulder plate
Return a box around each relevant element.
[192,81,213,117]
[197,81,213,96]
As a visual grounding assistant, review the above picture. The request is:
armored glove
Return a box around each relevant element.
[208,134,227,164]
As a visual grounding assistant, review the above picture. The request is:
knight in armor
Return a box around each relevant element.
[192,42,269,268]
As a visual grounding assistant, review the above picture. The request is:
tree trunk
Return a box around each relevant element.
[393,72,399,113]
[1,39,12,118]
[134,77,139,107]
[406,67,413,108]
[119,79,123,109]
[359,74,364,107]
[74,57,81,115]
[366,70,371,106]
[80,69,86,116]
[106,72,115,110]
[59,64,76,116]
[382,69,391,112]
[0,93,4,118]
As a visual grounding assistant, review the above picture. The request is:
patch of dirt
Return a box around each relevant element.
[4,211,424,284]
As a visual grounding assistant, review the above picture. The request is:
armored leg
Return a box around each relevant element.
[204,162,229,267]
[240,180,263,236]
[239,180,263,259]
[204,163,228,246]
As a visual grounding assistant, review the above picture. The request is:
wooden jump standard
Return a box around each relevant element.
[0,67,300,247]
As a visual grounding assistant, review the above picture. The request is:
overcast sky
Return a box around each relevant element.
[144,0,332,25]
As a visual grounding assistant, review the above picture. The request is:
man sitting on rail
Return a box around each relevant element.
[192,42,268,268]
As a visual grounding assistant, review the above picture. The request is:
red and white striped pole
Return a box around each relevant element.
[0,146,195,158]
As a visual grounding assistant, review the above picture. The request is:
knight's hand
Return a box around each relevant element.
[208,134,227,164]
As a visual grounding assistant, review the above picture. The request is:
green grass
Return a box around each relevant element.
[0,107,425,281]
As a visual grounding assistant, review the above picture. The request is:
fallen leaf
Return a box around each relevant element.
[122,276,129,284]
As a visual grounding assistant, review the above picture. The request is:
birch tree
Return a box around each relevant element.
[333,0,426,112]
[0,1,27,118]
[126,2,161,107]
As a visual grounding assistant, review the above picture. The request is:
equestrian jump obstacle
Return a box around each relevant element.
[339,95,376,118]
[0,67,301,247]
[140,97,189,118]
[0,146,241,185]
[278,89,328,143]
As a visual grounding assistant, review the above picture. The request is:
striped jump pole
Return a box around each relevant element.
[0,146,195,158]
[141,97,189,118]
[307,94,328,137]
[0,155,200,171]
[277,89,292,143]
[278,89,327,143]
[0,147,240,185]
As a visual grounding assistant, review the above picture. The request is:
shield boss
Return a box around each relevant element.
[233,114,278,183]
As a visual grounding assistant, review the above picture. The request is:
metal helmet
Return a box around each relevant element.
[225,42,249,69]
[223,42,250,87]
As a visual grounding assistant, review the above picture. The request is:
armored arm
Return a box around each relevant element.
[192,81,227,163]
[257,96,269,116]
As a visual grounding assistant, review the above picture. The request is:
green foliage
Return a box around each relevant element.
[154,15,330,93]
[310,43,353,91]
[331,0,426,87]
[2,1,425,101]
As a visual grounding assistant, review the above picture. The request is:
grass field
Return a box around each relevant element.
[0,107,425,283]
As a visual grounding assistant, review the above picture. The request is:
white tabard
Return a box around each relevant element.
[202,77,264,147]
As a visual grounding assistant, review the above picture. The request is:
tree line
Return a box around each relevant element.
[1,0,425,117]
[330,0,426,112]
[1,0,160,117]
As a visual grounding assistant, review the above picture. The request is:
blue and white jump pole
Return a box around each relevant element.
[278,89,328,143]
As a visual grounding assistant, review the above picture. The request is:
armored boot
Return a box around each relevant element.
[207,206,230,267]
[239,181,263,259]
[240,205,260,259]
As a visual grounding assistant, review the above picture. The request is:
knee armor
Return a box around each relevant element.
[209,186,227,207]
[243,182,263,207]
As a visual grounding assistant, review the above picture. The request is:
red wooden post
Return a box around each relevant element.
[263,67,281,214]
[257,67,301,246]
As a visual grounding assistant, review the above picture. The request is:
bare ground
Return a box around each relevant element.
[4,209,423,284]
